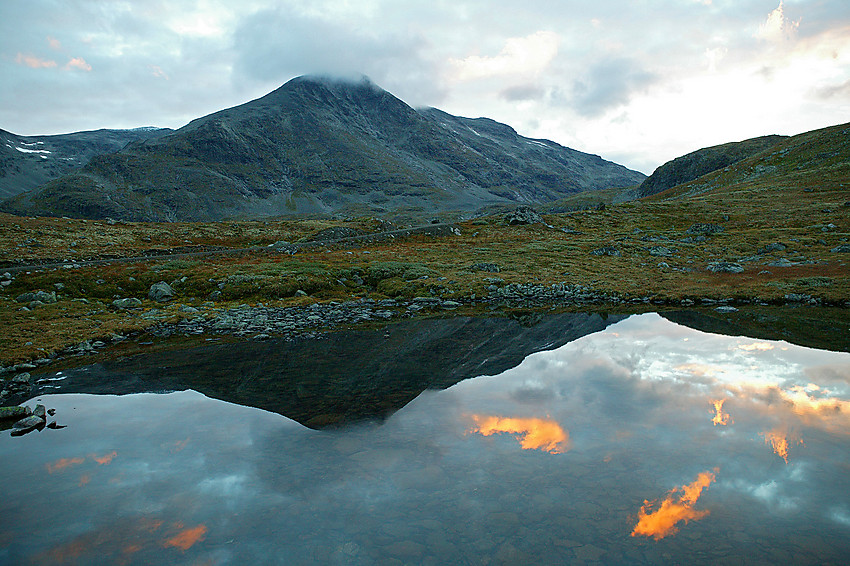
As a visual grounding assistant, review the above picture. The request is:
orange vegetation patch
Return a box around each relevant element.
[632,469,717,540]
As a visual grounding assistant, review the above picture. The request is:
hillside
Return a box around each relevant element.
[635,134,787,198]
[0,76,644,222]
[0,127,171,200]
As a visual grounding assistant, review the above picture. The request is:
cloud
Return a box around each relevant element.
[813,78,850,100]
[47,36,62,50]
[447,31,560,81]
[755,1,800,42]
[567,58,657,117]
[499,84,545,102]
[231,7,442,106]
[65,56,92,71]
[15,53,58,69]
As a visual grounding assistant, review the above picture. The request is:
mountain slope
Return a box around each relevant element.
[646,121,849,204]
[0,127,171,200]
[1,76,644,221]
[635,134,787,198]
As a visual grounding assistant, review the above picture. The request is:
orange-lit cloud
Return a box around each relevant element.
[470,415,571,453]
[631,470,717,540]
[710,399,733,426]
[93,450,118,465]
[65,56,92,71]
[47,36,62,50]
[78,474,91,487]
[46,457,85,473]
[16,53,57,69]
[163,525,208,551]
[760,429,803,463]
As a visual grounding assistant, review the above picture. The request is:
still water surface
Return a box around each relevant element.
[1,313,849,564]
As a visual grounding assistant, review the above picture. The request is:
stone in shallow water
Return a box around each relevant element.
[11,415,45,435]
[0,406,30,421]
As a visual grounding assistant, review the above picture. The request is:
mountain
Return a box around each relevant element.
[0,127,171,200]
[36,312,625,429]
[1,75,644,221]
[635,134,787,198]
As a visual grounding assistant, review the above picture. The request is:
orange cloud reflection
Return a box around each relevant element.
[761,429,802,463]
[46,457,85,474]
[710,399,733,426]
[93,450,118,465]
[164,524,208,551]
[631,470,717,540]
[470,415,571,453]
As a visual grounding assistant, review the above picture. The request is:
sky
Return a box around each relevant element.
[1,1,849,174]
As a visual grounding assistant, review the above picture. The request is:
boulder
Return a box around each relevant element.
[758,242,787,254]
[505,206,543,225]
[831,244,850,253]
[707,261,744,273]
[112,297,143,309]
[470,263,502,273]
[148,281,175,302]
[0,406,30,421]
[11,415,45,435]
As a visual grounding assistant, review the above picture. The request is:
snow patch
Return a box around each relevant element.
[526,139,549,148]
[15,146,52,155]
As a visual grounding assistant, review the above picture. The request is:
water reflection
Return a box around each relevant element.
[2,313,849,564]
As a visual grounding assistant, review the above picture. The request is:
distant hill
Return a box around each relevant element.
[1,75,644,221]
[635,134,787,198]
[646,122,849,202]
[0,127,171,200]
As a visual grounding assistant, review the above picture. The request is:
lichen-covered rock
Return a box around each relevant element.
[148,281,175,302]
[687,223,725,235]
[505,206,543,225]
[0,406,30,421]
[831,244,850,253]
[590,246,621,257]
[112,298,142,309]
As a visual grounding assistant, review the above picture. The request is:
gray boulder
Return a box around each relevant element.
[707,261,744,273]
[470,263,502,273]
[590,246,621,257]
[148,281,175,302]
[758,242,787,254]
[112,297,143,309]
[505,206,543,225]
[831,244,850,253]
[12,415,45,435]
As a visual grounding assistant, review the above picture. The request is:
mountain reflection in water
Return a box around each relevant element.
[2,312,849,565]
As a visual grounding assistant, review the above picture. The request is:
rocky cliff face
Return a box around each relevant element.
[2,76,644,221]
[636,135,787,198]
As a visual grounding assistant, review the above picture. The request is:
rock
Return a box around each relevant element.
[148,281,174,302]
[648,246,673,257]
[33,404,46,418]
[12,372,32,384]
[0,406,30,421]
[707,261,744,273]
[785,293,817,304]
[112,297,142,309]
[1,272,11,281]
[686,223,725,235]
[715,306,739,313]
[295,290,308,297]
[505,205,543,225]
[590,246,621,256]
[831,244,850,253]
[758,242,787,254]
[470,262,501,273]
[11,415,45,435]
[767,258,793,267]
[15,290,57,304]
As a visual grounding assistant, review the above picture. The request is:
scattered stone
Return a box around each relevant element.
[590,246,621,257]
[785,293,818,304]
[12,373,32,384]
[112,297,142,309]
[707,261,744,273]
[831,244,850,253]
[766,258,793,267]
[686,223,725,235]
[470,262,501,273]
[295,290,308,297]
[505,205,543,225]
[148,281,174,302]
